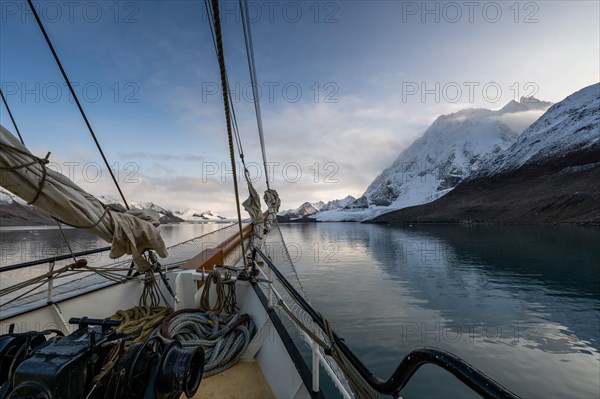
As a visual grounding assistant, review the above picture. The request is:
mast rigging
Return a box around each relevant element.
[26,0,130,210]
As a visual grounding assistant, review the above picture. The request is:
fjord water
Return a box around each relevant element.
[0,224,227,291]
[277,223,600,399]
[1,223,598,398]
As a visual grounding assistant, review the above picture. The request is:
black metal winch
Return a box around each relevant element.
[0,317,204,399]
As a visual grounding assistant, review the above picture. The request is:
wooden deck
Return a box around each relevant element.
[186,361,276,399]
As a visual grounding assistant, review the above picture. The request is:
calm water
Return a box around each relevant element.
[0,224,228,297]
[1,223,599,398]
[278,223,600,399]
[0,224,227,267]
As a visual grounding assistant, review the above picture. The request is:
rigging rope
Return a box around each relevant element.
[204,0,251,180]
[321,313,380,399]
[110,306,170,342]
[1,91,78,262]
[240,0,271,190]
[0,88,25,145]
[256,233,378,398]
[0,259,132,307]
[205,0,269,258]
[209,0,247,265]
[199,269,237,314]
[160,310,254,377]
[0,141,50,206]
[26,0,129,210]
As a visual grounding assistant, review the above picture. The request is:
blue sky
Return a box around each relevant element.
[1,0,599,214]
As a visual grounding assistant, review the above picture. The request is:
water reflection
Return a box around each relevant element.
[0,223,229,267]
[0,224,231,309]
[280,223,600,399]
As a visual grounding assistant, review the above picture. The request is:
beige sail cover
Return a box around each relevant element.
[242,181,264,241]
[0,125,167,271]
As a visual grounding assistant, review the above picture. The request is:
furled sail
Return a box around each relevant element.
[0,124,167,271]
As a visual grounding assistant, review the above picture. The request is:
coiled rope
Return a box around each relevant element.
[199,269,237,314]
[160,310,255,377]
[109,306,170,343]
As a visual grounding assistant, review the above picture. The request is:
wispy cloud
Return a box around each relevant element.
[1,0,598,215]
[119,152,206,162]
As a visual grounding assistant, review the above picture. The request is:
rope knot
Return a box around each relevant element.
[42,151,51,164]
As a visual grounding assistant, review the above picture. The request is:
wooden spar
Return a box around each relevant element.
[179,212,268,272]
[179,224,253,272]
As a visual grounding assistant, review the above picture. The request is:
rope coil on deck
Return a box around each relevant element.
[159,309,255,377]
[199,269,237,314]
[109,306,170,342]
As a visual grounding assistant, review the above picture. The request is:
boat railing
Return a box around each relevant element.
[0,246,116,312]
[0,222,245,314]
[0,246,112,273]
[252,247,520,399]
[0,240,520,398]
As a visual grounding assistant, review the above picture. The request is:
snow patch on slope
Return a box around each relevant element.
[279,196,356,220]
[476,83,600,176]
[173,209,228,222]
[315,98,551,222]
[96,194,229,222]
[0,187,28,206]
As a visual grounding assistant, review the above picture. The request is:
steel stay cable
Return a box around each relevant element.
[26,0,129,209]
[239,0,271,189]
[209,0,246,264]
[0,88,25,145]
[204,0,251,179]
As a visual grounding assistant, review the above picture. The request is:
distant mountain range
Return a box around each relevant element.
[173,209,228,222]
[278,196,356,221]
[95,195,229,223]
[290,96,553,222]
[283,84,598,224]
[0,189,54,226]
[3,84,597,227]
[371,83,600,225]
[0,190,229,226]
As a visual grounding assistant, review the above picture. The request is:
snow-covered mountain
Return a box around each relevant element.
[279,202,324,219]
[498,96,553,114]
[173,209,227,222]
[0,187,54,226]
[0,187,26,206]
[279,196,356,220]
[320,195,356,211]
[316,97,552,222]
[1,189,230,226]
[94,195,184,223]
[371,83,600,225]
[475,84,599,177]
[97,195,229,223]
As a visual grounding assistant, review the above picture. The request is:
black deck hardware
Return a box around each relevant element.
[1,320,203,399]
[68,317,121,332]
